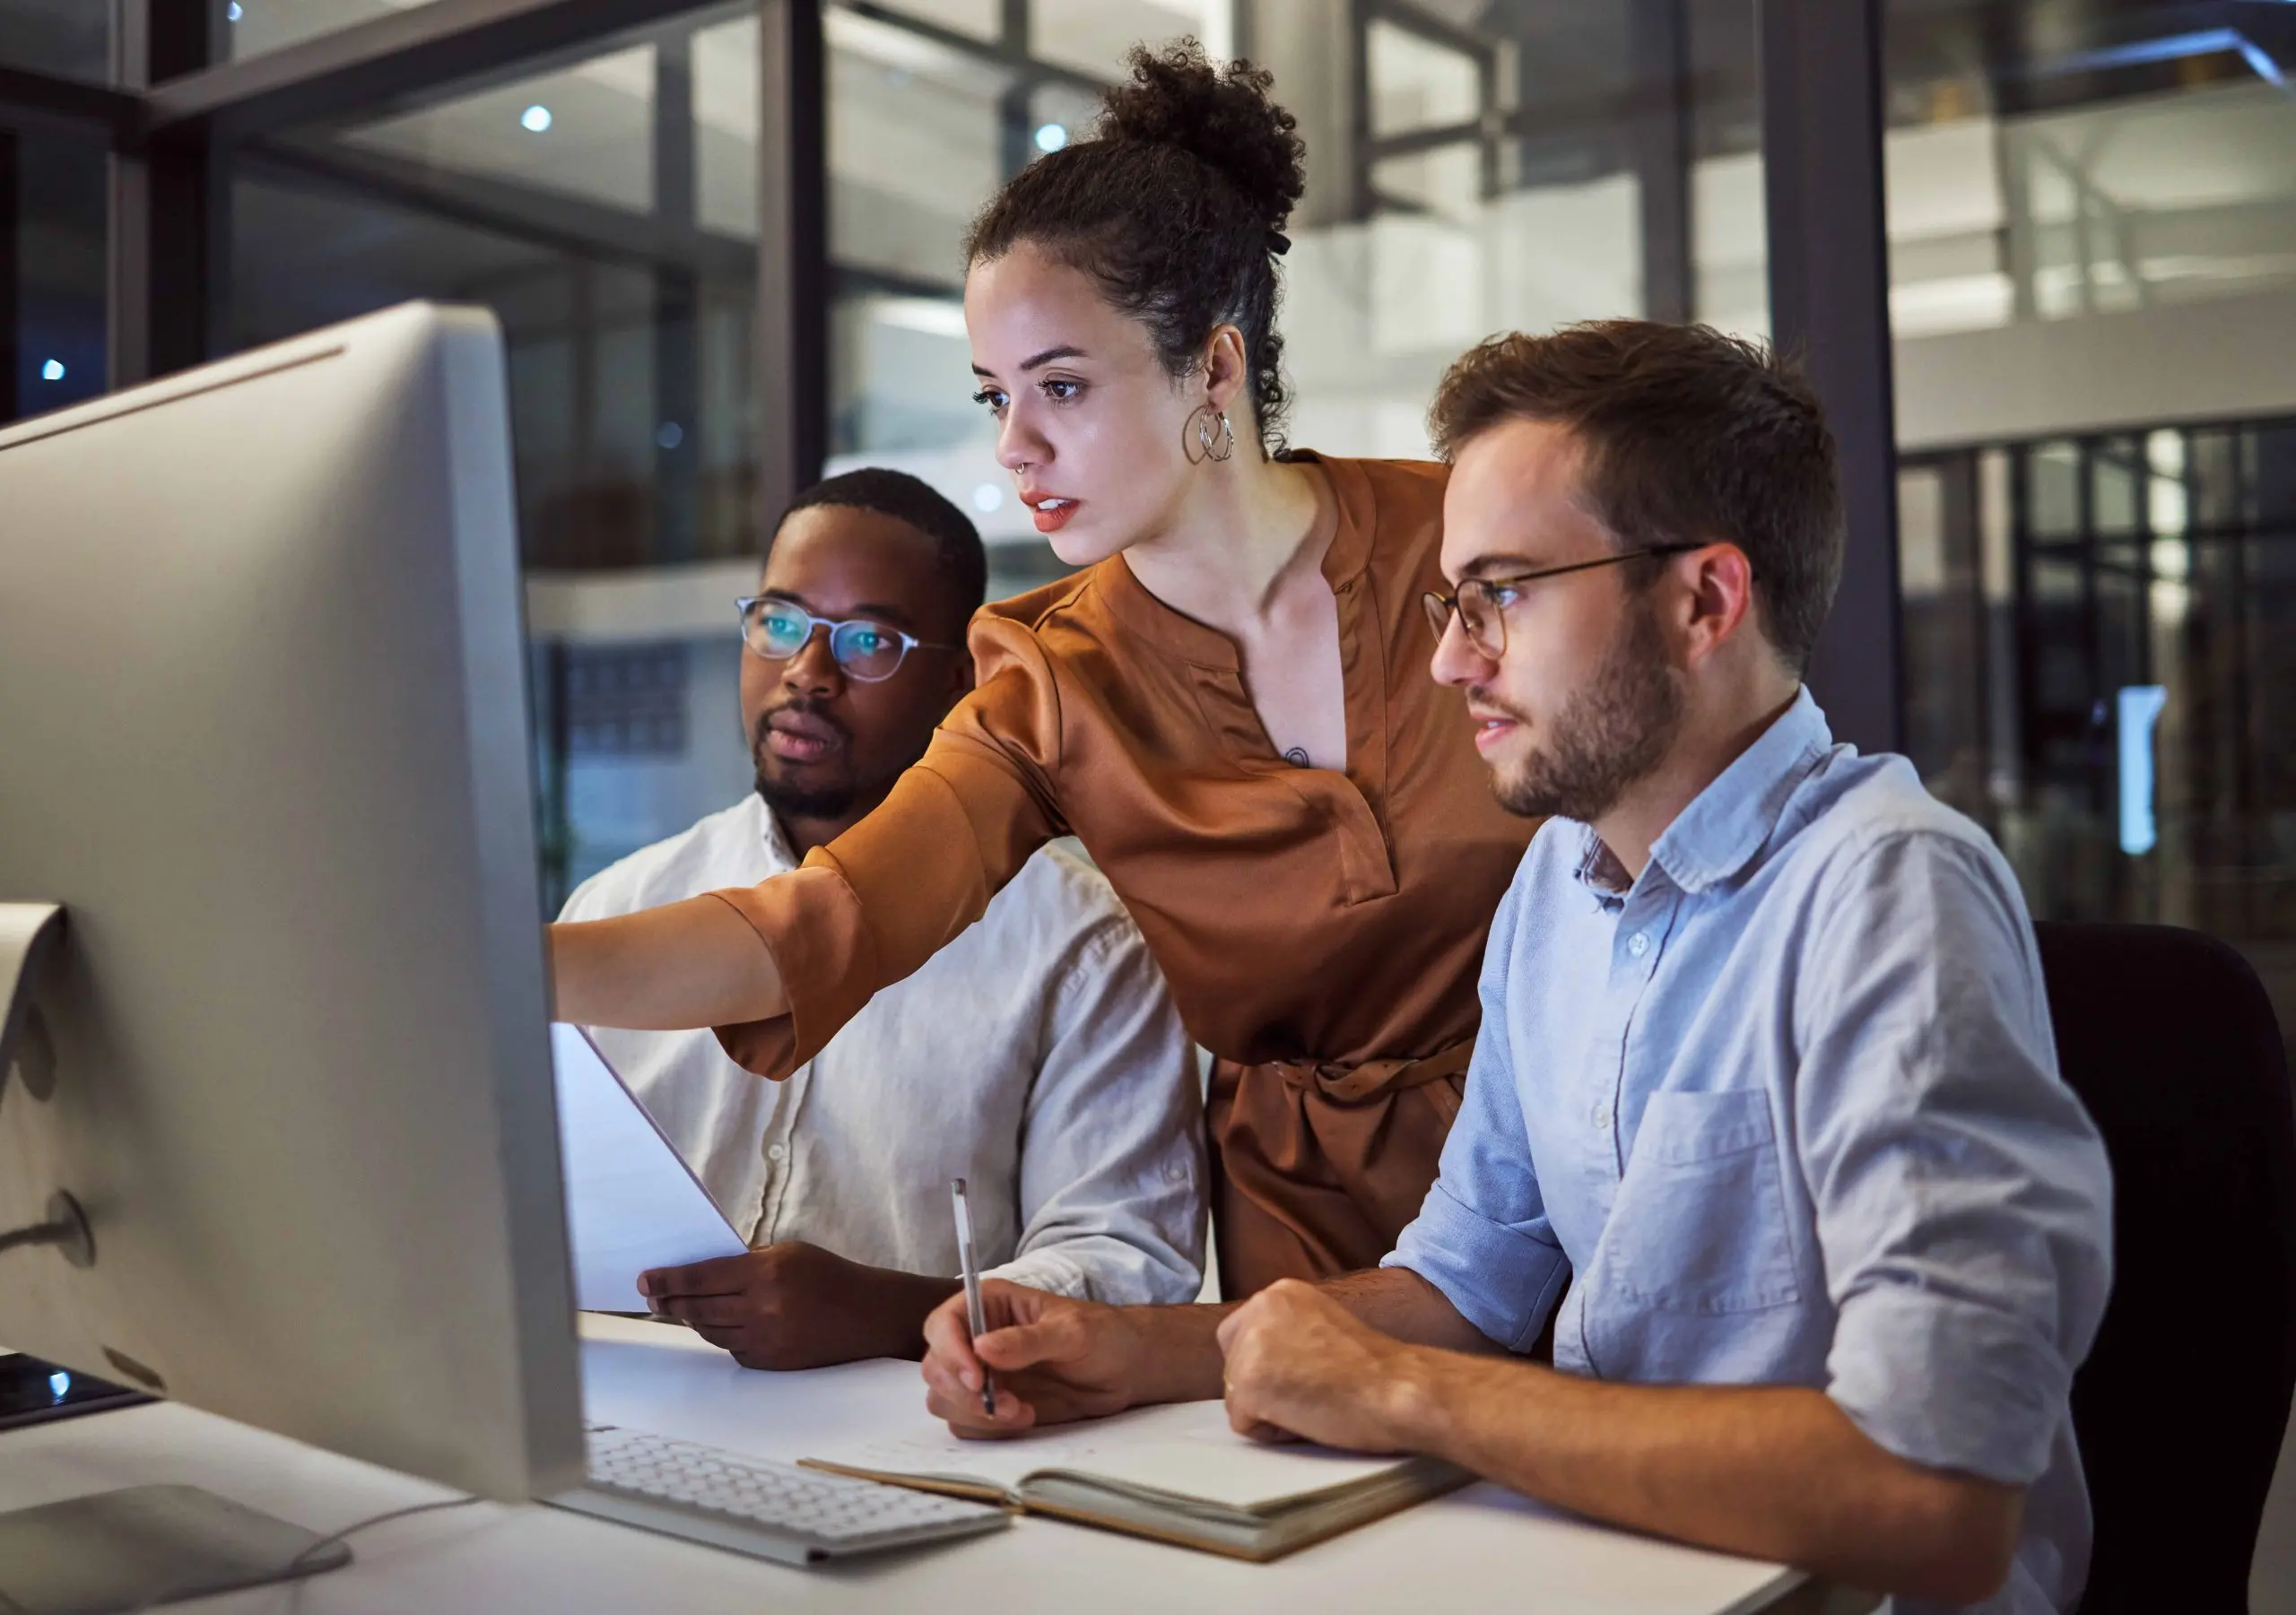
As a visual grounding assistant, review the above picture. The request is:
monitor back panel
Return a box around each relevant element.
[0,303,581,1500]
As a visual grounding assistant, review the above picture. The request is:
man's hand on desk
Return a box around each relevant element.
[1222,1279,2026,1605]
[639,1243,957,1371]
[918,1268,1484,1438]
[919,1281,1231,1437]
[1215,1280,1427,1452]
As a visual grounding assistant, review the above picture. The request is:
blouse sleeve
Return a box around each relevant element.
[705,615,1068,1079]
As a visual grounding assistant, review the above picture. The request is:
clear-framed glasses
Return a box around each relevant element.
[1422,544,1701,660]
[735,596,959,683]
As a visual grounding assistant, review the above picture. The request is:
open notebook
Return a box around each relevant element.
[803,1397,1468,1561]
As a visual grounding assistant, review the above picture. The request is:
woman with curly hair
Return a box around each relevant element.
[552,42,1535,1296]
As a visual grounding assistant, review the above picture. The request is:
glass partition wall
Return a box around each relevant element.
[1885,0,2296,1041]
[17,0,2290,1056]
[826,0,1761,599]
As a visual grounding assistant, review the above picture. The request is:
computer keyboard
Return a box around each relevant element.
[552,1424,1011,1566]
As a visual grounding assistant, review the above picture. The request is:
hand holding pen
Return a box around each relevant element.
[951,1177,996,1417]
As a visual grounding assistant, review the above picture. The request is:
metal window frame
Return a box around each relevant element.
[0,126,13,420]
[4,0,798,452]
[756,0,825,525]
[1761,0,1903,754]
[143,0,733,141]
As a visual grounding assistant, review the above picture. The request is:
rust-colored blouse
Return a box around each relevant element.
[709,455,1535,1293]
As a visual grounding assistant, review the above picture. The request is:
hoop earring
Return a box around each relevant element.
[1196,409,1236,464]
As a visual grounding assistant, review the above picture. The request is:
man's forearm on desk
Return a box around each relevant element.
[1101,1301,1233,1405]
[1318,1265,1507,1353]
[548,895,788,1029]
[1397,1358,2022,1604]
[853,1265,965,1361]
[1098,1267,1476,1406]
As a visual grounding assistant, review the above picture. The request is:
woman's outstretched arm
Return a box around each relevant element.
[552,620,1064,1058]
[548,895,787,1030]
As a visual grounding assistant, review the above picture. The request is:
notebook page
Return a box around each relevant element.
[812,1396,1418,1511]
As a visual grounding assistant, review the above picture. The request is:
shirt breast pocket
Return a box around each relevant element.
[1605,1089,1802,1315]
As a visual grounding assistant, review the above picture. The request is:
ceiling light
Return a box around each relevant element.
[226,2,243,19]
[521,104,553,134]
[871,297,969,339]
[39,360,65,381]
[1033,123,1067,153]
[971,483,1004,514]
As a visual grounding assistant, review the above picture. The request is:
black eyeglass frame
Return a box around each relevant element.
[735,595,961,683]
[1422,544,1705,659]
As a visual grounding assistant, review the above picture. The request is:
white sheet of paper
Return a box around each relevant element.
[815,1397,1413,1510]
[552,1022,747,1312]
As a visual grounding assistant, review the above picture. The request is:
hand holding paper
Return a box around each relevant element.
[551,1022,746,1312]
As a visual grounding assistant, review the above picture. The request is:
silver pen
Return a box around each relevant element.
[951,1177,996,1416]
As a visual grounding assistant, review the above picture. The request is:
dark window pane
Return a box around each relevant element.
[9,132,106,421]
[0,0,108,81]
[225,12,760,905]
[1888,0,2296,1038]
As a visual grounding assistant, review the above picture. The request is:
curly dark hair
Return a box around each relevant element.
[964,41,1307,455]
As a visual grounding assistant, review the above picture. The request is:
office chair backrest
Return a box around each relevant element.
[2036,922,2296,1614]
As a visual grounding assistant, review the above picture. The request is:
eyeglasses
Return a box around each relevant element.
[735,596,959,683]
[1422,545,1700,660]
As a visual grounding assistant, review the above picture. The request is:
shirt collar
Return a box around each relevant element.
[1572,829,1635,899]
[1568,687,1833,900]
[1645,687,1832,893]
[1087,451,1374,672]
[1299,451,1376,589]
[751,793,800,873]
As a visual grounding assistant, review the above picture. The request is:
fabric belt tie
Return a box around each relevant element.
[1207,1035,1477,1298]
[1266,1039,1476,1107]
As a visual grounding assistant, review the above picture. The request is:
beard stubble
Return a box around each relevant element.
[1486,595,1685,823]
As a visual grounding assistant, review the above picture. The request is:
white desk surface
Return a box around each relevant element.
[0,1315,1806,1615]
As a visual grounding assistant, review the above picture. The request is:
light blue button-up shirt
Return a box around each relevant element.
[1388,690,2113,1615]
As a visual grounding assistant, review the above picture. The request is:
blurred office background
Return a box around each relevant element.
[4,0,2293,1583]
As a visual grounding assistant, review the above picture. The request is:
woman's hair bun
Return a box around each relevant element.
[1100,42,1306,233]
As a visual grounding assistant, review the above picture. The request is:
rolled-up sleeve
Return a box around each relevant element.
[1387,873,1570,1352]
[1796,829,2114,1484]
[988,913,1205,1305]
[709,618,1067,1080]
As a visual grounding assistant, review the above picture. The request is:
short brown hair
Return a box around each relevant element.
[1429,321,1843,673]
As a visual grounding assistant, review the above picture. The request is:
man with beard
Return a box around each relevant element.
[559,468,1203,1369]
[916,326,2112,1613]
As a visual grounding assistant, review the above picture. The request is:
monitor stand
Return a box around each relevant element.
[0,909,353,1610]
[0,904,92,1267]
[0,902,66,1104]
[0,1485,352,1612]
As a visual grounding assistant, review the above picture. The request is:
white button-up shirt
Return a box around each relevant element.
[561,794,1205,1303]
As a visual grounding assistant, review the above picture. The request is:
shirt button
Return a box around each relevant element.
[1591,1102,1613,1131]
[765,1143,787,1163]
[1627,931,1651,958]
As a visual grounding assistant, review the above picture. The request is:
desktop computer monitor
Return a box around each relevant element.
[0,302,583,1506]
